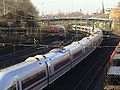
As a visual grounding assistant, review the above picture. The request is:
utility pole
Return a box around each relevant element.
[16,0,18,7]
[3,0,6,15]
[15,0,18,16]
[102,0,105,14]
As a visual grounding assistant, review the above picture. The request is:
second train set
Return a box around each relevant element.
[0,27,103,90]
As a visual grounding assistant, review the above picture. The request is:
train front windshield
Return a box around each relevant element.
[112,59,120,66]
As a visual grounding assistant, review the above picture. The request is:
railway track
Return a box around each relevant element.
[74,48,108,90]
[74,41,116,90]
[0,31,86,69]
[0,46,52,69]
[43,36,120,90]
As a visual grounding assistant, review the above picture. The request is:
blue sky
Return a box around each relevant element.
[31,0,119,15]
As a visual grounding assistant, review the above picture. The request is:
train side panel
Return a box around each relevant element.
[43,49,72,84]
[20,61,48,90]
[64,42,84,67]
[0,60,49,90]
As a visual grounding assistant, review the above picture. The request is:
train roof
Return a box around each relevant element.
[43,52,70,64]
[0,61,46,77]
[64,45,82,52]
[0,60,46,89]
[113,54,120,60]
[25,57,38,62]
[80,26,93,30]
[72,25,93,29]
[34,55,45,60]
[43,48,69,62]
[43,48,65,58]
[94,28,103,32]
[49,48,67,53]
[71,41,80,45]
[54,25,65,29]
[43,52,58,60]
[107,66,120,75]
[78,37,91,45]
[0,57,46,76]
[64,41,83,51]
[89,34,99,40]
[0,61,34,73]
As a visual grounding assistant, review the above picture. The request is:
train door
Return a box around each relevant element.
[68,51,73,68]
[17,81,21,90]
[45,60,55,84]
[44,61,51,85]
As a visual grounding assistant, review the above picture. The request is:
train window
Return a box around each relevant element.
[21,70,46,89]
[54,58,70,71]
[8,84,16,90]
[73,50,82,59]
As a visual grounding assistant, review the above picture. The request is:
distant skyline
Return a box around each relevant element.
[31,0,119,15]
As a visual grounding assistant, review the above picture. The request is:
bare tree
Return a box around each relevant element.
[0,0,38,17]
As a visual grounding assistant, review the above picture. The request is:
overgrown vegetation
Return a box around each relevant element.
[113,2,120,35]
[0,0,38,17]
[0,0,39,29]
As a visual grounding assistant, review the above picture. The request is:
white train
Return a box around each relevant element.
[0,28,103,90]
[72,25,93,33]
